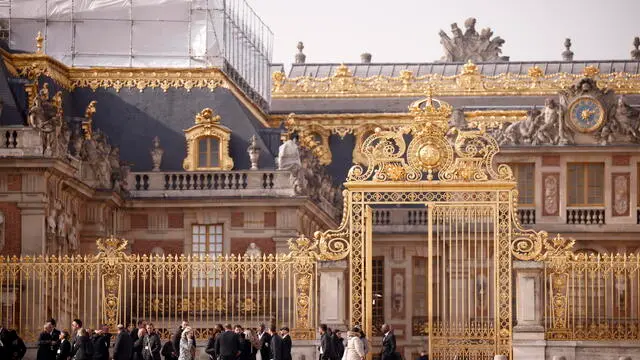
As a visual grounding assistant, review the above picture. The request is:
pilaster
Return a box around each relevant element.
[513,260,546,360]
[17,204,46,255]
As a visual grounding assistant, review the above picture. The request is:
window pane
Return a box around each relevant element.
[567,164,584,205]
[209,137,220,167]
[587,163,604,204]
[198,138,208,167]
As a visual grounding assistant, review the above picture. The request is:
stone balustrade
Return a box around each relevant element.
[566,207,605,225]
[0,126,44,156]
[127,170,297,198]
[518,207,536,225]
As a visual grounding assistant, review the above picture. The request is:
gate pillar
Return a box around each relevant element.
[319,260,348,329]
[513,261,546,360]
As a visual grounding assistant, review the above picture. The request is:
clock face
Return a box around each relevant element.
[568,96,605,133]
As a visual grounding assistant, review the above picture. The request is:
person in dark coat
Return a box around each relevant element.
[130,320,146,345]
[70,320,83,346]
[280,328,292,360]
[0,324,11,360]
[380,324,396,360]
[161,340,178,360]
[205,325,223,360]
[172,321,188,359]
[132,328,147,360]
[142,323,161,360]
[268,326,282,360]
[113,324,133,360]
[71,329,93,360]
[239,333,253,360]
[56,331,71,360]
[214,324,241,360]
[333,330,344,360]
[415,350,428,360]
[9,329,27,360]
[91,325,112,360]
[257,324,271,360]
[37,322,57,360]
[318,324,336,360]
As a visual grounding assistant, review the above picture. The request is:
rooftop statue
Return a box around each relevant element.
[438,18,508,62]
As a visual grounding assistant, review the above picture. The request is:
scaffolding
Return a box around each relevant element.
[0,0,273,108]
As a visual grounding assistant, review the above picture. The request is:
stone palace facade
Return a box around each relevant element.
[0,3,639,359]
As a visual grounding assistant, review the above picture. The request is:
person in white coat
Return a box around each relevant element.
[341,328,365,360]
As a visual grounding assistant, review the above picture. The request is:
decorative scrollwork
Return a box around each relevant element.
[347,92,513,183]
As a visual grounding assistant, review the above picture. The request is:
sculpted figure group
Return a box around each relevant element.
[495,78,640,146]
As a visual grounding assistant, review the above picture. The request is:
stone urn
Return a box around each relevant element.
[247,135,260,170]
[150,136,164,171]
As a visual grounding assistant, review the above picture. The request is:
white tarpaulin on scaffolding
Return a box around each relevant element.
[0,0,273,101]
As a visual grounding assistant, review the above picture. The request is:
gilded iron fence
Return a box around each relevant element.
[0,236,319,342]
[544,245,640,340]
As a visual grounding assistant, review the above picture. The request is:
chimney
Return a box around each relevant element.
[562,38,574,61]
[360,53,372,64]
[295,42,306,64]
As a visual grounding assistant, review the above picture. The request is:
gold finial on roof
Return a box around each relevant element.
[83,100,97,139]
[461,59,479,75]
[35,31,44,54]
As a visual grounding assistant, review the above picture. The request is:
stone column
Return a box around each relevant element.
[318,260,348,329]
[513,260,546,360]
[18,205,46,255]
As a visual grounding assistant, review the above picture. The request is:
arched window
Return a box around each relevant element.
[183,108,234,171]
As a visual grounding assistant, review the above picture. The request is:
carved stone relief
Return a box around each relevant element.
[612,173,630,217]
[542,173,559,216]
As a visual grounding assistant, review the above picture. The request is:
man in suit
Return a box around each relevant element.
[380,324,396,360]
[113,324,133,360]
[214,323,241,360]
[257,323,271,360]
[142,323,161,360]
[268,326,282,360]
[37,322,56,360]
[172,321,188,359]
[49,319,61,353]
[317,324,336,360]
[280,327,292,360]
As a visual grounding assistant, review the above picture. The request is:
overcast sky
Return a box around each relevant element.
[248,0,640,66]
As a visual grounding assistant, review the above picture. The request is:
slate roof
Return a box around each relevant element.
[288,60,640,78]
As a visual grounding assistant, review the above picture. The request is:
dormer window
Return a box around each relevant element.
[183,108,234,171]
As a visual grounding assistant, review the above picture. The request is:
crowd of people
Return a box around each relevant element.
[0,318,403,360]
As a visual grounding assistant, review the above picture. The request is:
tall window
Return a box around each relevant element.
[567,163,605,206]
[197,137,220,168]
[510,163,535,205]
[372,257,385,333]
[413,256,427,316]
[192,224,223,287]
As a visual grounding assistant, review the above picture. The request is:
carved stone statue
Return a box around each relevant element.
[71,125,84,156]
[534,98,573,145]
[438,17,508,62]
[495,109,540,145]
[150,136,164,171]
[245,242,262,257]
[68,218,79,251]
[276,138,301,170]
[247,135,261,170]
[608,96,640,144]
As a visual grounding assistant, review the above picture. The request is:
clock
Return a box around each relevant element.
[567,96,605,133]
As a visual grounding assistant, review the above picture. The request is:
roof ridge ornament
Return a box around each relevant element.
[631,37,640,60]
[295,42,306,64]
[438,18,508,62]
[35,31,44,54]
[562,38,574,61]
